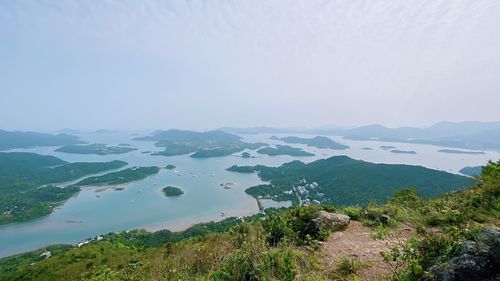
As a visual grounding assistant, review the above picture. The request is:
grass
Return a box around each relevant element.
[1,160,498,281]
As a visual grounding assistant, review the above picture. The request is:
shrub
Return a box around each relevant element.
[342,206,361,220]
[336,256,364,276]
[262,205,335,246]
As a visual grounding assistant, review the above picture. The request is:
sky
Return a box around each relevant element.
[1,0,499,131]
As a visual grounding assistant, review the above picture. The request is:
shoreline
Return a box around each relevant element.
[0,198,261,259]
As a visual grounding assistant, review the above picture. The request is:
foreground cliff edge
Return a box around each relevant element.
[1,160,498,280]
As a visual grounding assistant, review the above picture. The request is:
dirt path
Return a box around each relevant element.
[320,221,414,280]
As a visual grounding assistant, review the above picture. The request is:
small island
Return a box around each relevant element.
[380,145,396,150]
[438,149,485,155]
[241,152,253,158]
[165,164,176,170]
[74,166,160,186]
[162,186,184,197]
[272,136,349,149]
[56,143,137,155]
[257,145,315,157]
[390,149,417,154]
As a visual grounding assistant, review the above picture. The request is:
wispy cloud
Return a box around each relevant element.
[1,0,499,130]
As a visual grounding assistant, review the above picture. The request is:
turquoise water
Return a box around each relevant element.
[1,132,499,257]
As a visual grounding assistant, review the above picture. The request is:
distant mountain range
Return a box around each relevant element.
[222,121,500,151]
[0,130,84,150]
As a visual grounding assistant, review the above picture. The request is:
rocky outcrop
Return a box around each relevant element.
[424,227,500,281]
[308,211,350,233]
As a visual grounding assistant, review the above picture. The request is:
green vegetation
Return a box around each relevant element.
[460,165,483,177]
[0,130,84,149]
[0,205,332,280]
[165,164,176,170]
[136,129,268,157]
[231,156,473,206]
[0,152,127,225]
[336,256,366,277]
[227,164,266,173]
[365,160,499,281]
[0,244,73,277]
[0,160,498,280]
[74,167,160,186]
[438,149,485,155]
[162,186,184,197]
[257,145,315,157]
[272,136,349,149]
[55,143,137,155]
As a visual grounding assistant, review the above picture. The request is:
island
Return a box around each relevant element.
[74,166,160,187]
[135,129,268,158]
[0,152,127,225]
[459,166,483,177]
[0,130,84,149]
[56,143,137,155]
[438,149,485,155]
[271,136,349,149]
[162,186,184,197]
[257,145,315,157]
[380,145,396,150]
[190,147,243,158]
[390,149,417,154]
[228,156,473,206]
[165,164,176,170]
[241,152,252,158]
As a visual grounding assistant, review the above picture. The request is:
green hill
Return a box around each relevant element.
[230,156,473,205]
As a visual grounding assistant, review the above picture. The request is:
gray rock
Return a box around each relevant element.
[381,214,391,225]
[424,227,500,281]
[309,211,350,232]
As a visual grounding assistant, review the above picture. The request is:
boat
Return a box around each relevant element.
[130,200,134,203]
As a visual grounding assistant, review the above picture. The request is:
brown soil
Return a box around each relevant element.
[320,221,415,280]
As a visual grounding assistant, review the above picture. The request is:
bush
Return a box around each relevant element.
[336,256,364,276]
[262,205,335,246]
[343,206,361,220]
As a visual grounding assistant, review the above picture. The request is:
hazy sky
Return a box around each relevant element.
[1,0,499,131]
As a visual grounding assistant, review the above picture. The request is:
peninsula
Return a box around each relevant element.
[74,166,160,187]
[56,144,137,155]
[0,152,127,225]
